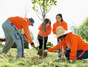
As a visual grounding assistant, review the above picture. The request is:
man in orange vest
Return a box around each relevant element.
[2,16,35,58]
[48,26,88,62]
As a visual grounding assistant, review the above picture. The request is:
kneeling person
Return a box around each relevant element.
[48,26,88,61]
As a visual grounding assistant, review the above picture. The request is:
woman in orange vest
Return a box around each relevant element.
[52,13,68,58]
[38,18,51,50]
[48,26,88,62]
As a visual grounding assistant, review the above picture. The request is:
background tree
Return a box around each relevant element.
[71,23,79,34]
[71,17,88,42]
[31,0,57,57]
[78,17,88,41]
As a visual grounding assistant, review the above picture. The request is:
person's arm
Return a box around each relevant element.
[69,35,77,60]
[23,24,33,43]
[44,26,51,35]
[48,43,61,52]
[64,22,68,31]
[38,24,43,31]
[52,24,56,34]
[23,25,35,47]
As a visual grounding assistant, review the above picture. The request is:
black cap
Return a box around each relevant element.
[29,18,34,26]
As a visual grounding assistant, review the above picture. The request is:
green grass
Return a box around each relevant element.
[0,47,88,67]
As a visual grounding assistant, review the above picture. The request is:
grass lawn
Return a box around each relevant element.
[0,46,88,67]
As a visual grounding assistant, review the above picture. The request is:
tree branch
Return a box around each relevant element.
[45,5,52,14]
[33,4,42,16]
[35,11,42,21]
[38,1,43,12]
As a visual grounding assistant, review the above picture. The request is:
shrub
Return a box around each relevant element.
[46,41,53,47]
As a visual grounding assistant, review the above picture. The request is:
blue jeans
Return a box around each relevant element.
[65,50,88,60]
[2,20,24,57]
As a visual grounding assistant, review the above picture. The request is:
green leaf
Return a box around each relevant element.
[52,0,54,2]
[31,0,33,2]
[35,6,38,8]
[31,6,35,11]
[54,1,57,5]
[36,9,38,11]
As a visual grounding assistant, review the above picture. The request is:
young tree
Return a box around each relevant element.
[31,0,57,58]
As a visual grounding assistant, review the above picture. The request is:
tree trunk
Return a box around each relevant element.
[42,0,46,58]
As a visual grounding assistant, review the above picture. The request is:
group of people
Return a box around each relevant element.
[1,13,88,62]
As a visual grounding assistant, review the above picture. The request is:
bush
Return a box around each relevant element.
[71,17,88,42]
[46,42,53,47]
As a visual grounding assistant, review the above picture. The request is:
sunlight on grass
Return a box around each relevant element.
[0,47,88,67]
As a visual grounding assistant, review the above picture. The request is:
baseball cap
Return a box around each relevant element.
[29,18,34,26]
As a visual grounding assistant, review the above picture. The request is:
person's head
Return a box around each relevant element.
[28,18,35,26]
[56,13,63,23]
[57,34,67,42]
[56,26,70,42]
[44,18,51,27]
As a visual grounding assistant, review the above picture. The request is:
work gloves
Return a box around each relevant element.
[42,23,47,32]
[31,42,35,48]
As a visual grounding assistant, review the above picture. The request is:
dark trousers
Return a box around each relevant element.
[38,39,48,50]
[65,50,88,60]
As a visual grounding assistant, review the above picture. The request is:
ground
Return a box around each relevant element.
[0,46,88,67]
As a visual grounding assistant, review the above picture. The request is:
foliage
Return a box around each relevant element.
[71,17,88,42]
[31,0,57,12]
[78,17,88,41]
[31,0,57,20]
[19,29,24,34]
[71,24,79,35]
[46,41,53,47]
[19,29,34,40]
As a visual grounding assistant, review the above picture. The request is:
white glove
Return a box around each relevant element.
[43,50,48,52]
[70,60,73,63]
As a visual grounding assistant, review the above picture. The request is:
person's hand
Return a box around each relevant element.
[31,44,35,48]
[31,42,35,48]
[42,23,47,32]
[70,60,73,63]
[44,26,47,32]
[43,50,48,52]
